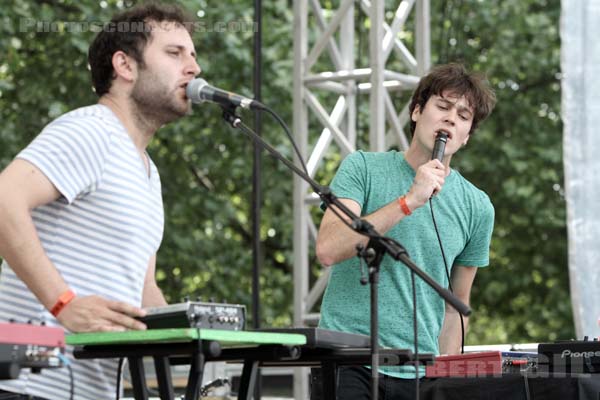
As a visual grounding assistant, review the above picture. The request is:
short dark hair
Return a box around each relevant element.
[408,63,496,136]
[88,2,193,97]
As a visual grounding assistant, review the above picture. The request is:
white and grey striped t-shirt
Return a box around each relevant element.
[0,104,164,400]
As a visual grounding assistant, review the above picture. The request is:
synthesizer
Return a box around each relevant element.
[0,322,65,379]
[138,301,246,331]
[501,351,539,374]
[425,351,503,377]
[425,351,539,377]
[538,337,600,373]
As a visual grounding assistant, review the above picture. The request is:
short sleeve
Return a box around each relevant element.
[321,151,368,212]
[454,193,495,267]
[17,116,111,204]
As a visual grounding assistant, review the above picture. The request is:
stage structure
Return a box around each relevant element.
[561,0,600,339]
[292,0,430,397]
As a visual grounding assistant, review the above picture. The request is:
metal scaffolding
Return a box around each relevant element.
[292,0,430,397]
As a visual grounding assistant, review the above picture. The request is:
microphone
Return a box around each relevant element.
[185,78,264,110]
[431,131,448,161]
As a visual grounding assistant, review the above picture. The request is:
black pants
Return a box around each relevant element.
[0,390,48,400]
[311,366,421,400]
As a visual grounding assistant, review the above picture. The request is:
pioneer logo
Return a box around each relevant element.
[560,349,600,358]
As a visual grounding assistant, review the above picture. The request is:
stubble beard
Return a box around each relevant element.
[130,70,190,127]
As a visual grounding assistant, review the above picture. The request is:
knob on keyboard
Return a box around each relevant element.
[138,301,246,331]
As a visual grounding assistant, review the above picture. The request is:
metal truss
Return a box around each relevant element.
[292,0,430,397]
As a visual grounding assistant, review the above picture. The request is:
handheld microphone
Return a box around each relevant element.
[431,131,448,161]
[185,78,264,110]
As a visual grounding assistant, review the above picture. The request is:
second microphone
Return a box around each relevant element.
[185,78,265,110]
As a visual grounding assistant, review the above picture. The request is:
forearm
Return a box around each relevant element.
[316,210,392,265]
[438,309,469,355]
[142,282,167,308]
[0,204,69,310]
[141,254,167,308]
[316,196,417,266]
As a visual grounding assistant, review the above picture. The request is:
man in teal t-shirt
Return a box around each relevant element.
[315,64,497,399]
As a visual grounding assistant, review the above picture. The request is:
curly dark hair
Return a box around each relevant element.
[408,63,496,136]
[88,2,193,97]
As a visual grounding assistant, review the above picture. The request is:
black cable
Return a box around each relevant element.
[252,106,382,247]
[251,106,362,244]
[67,364,74,400]
[261,106,309,176]
[523,374,531,400]
[411,271,420,400]
[429,197,466,354]
[115,357,124,400]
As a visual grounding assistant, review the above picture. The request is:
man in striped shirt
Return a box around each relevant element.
[0,3,201,399]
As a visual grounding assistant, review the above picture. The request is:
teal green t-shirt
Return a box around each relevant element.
[319,150,494,378]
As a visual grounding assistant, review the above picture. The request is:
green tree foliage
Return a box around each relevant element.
[430,0,569,343]
[0,0,569,342]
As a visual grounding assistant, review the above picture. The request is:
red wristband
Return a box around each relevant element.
[50,289,76,317]
[398,196,412,216]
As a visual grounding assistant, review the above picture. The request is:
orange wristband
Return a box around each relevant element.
[50,289,76,317]
[398,196,412,216]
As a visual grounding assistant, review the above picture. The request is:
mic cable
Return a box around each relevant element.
[429,130,466,354]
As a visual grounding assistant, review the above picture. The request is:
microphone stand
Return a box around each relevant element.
[220,106,472,400]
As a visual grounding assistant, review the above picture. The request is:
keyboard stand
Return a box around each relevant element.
[69,328,432,400]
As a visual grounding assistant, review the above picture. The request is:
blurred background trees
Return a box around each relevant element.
[0,0,568,343]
